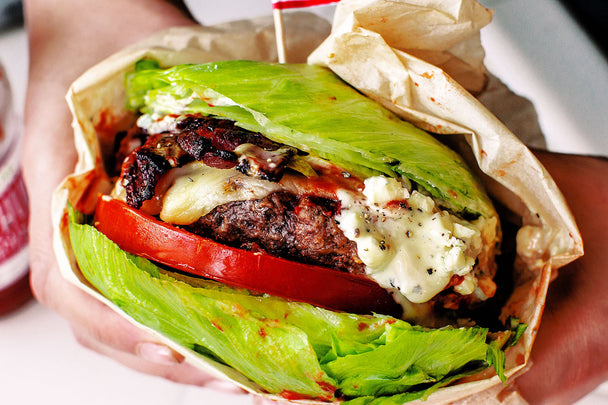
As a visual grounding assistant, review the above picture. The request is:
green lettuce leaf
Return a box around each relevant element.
[322,324,489,397]
[125,60,494,218]
[68,211,508,402]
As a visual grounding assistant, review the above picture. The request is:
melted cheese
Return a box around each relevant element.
[160,161,282,225]
[336,176,484,304]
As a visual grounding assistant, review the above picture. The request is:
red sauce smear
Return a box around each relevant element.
[317,380,337,393]
[385,199,409,210]
[279,159,364,201]
[280,391,333,401]
[211,320,223,332]
[446,274,465,289]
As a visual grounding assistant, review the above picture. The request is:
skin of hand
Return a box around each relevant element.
[21,0,242,392]
[513,151,608,404]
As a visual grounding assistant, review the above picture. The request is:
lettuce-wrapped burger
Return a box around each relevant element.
[53,7,582,405]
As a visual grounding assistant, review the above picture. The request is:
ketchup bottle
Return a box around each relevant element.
[0,64,31,317]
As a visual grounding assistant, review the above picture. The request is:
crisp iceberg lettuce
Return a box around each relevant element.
[68,208,509,403]
[125,59,494,219]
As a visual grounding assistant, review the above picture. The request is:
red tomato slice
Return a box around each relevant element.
[94,195,402,316]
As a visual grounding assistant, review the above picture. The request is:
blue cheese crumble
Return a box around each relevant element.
[336,176,485,304]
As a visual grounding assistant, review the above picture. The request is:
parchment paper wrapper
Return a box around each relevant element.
[53,1,583,404]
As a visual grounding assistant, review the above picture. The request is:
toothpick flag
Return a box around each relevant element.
[272,0,340,62]
[273,0,340,9]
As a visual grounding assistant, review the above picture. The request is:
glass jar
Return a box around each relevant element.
[0,64,31,316]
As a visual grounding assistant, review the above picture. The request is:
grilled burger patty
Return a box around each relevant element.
[188,191,365,274]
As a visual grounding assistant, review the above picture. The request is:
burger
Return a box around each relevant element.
[103,58,502,319]
[64,58,523,402]
[54,17,582,405]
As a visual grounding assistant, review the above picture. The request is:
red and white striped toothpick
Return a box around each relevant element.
[272,0,340,62]
[273,0,340,9]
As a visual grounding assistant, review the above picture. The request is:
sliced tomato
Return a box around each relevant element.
[94,195,402,316]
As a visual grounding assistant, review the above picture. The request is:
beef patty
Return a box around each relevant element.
[185,191,365,275]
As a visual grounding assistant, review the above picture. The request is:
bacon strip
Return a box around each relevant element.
[121,133,189,208]
[117,116,295,208]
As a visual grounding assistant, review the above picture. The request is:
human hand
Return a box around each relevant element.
[513,151,608,404]
[21,0,243,392]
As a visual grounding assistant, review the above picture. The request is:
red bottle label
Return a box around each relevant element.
[0,169,29,292]
[0,69,32,315]
[0,171,28,262]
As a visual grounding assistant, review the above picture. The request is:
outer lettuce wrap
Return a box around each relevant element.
[52,3,582,404]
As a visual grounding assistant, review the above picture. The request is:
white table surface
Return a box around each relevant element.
[1,1,607,404]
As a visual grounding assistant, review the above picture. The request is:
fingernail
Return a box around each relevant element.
[136,342,184,365]
[205,379,247,394]
[251,395,280,404]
